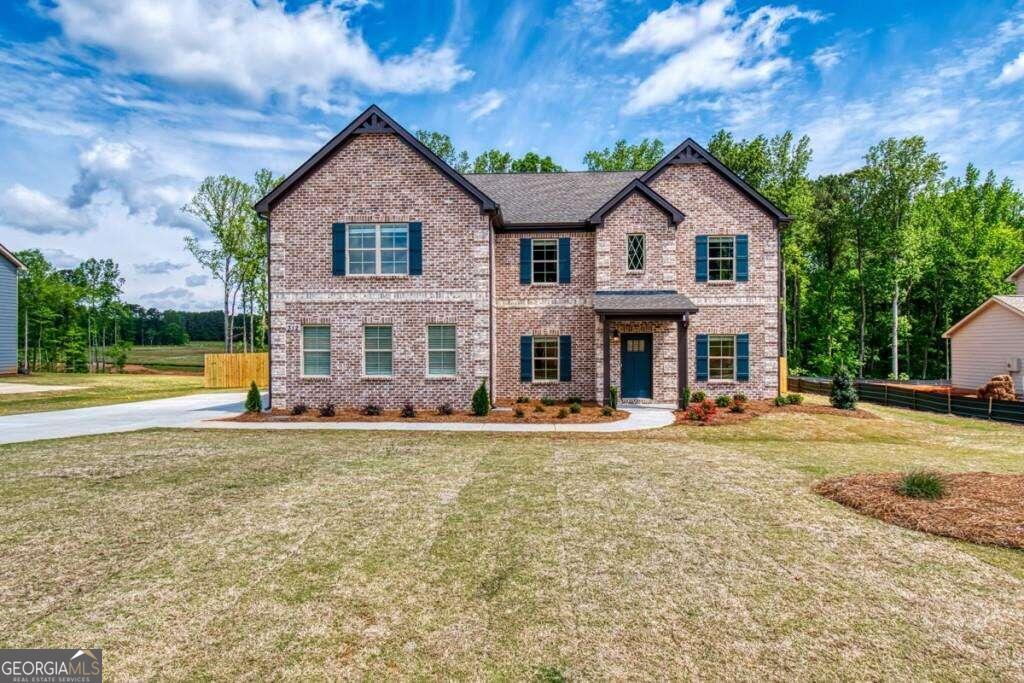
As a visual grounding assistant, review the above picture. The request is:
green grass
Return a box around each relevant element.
[0,372,208,415]
[896,469,948,499]
[1,399,1023,678]
[126,341,224,372]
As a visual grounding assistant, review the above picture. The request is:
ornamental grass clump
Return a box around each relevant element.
[569,402,582,414]
[557,407,569,419]
[896,469,947,500]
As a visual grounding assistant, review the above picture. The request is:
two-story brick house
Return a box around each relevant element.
[255,105,789,410]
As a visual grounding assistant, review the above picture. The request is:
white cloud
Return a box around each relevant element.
[185,274,209,287]
[993,51,1024,85]
[618,0,822,114]
[135,260,187,274]
[41,248,83,269]
[811,45,843,71]
[48,0,473,103]
[138,286,200,309]
[462,89,506,121]
[191,130,317,152]
[0,184,91,234]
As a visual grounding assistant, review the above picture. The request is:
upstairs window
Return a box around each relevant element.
[347,223,409,275]
[708,335,736,380]
[364,325,393,376]
[708,236,735,281]
[531,239,558,283]
[627,234,645,271]
[302,325,331,376]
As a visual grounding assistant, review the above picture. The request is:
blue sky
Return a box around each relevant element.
[1,0,1024,309]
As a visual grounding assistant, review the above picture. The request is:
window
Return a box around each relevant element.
[302,325,331,376]
[708,335,736,380]
[364,325,393,376]
[347,223,409,275]
[626,338,645,353]
[708,236,735,281]
[427,325,456,376]
[532,239,558,283]
[533,337,559,381]
[627,234,645,271]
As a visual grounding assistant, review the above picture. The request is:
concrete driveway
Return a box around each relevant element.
[0,392,247,445]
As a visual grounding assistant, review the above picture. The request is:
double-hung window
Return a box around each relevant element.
[427,325,456,376]
[302,325,331,376]
[708,335,736,381]
[708,236,735,281]
[532,337,559,381]
[347,223,409,275]
[364,325,393,376]
[531,239,558,283]
[627,233,645,271]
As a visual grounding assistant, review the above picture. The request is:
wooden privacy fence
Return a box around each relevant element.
[204,353,269,389]
[789,377,1024,426]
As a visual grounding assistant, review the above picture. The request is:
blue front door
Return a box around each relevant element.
[621,333,653,399]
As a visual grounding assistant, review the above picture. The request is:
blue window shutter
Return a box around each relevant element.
[558,238,571,283]
[519,239,532,284]
[695,235,708,282]
[332,223,346,276]
[696,334,709,382]
[520,336,533,382]
[409,222,423,275]
[735,234,748,282]
[736,334,749,381]
[559,335,572,381]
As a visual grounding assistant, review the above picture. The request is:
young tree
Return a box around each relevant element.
[510,152,563,173]
[472,149,513,173]
[583,138,665,171]
[415,130,470,172]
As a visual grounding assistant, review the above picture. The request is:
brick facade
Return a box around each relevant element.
[267,119,782,411]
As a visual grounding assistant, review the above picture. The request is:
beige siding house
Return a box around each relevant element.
[943,265,1024,395]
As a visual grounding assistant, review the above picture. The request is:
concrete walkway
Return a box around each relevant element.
[0,393,675,445]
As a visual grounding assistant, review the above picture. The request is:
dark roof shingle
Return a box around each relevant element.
[463,171,641,224]
[593,291,698,315]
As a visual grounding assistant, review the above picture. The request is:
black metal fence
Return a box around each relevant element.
[788,377,1024,426]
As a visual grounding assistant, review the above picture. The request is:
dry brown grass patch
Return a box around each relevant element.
[814,472,1024,548]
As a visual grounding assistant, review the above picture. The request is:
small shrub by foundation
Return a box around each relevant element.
[569,402,582,414]
[896,470,947,500]
[363,404,381,416]
[540,396,557,406]
[608,387,619,409]
[774,395,788,407]
[319,403,335,418]
[515,396,530,404]
[436,402,453,416]
[691,390,707,403]
[557,407,569,419]
[567,395,583,405]
[290,403,307,416]
[786,393,805,405]
[686,399,717,423]
[601,405,614,417]
[245,381,262,413]
[472,380,490,417]
[534,404,545,413]
[715,394,731,408]
[400,402,417,418]
[514,406,525,418]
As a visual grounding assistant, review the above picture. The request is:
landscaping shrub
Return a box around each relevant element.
[729,394,747,413]
[830,371,858,410]
[686,399,717,423]
[732,393,748,403]
[540,396,557,406]
[608,387,619,409]
[400,402,417,418]
[516,396,530,404]
[786,392,804,405]
[567,395,583,405]
[691,390,706,403]
[514,406,525,418]
[534,404,545,413]
[557,407,569,419]
[319,403,336,417]
[774,395,788,407]
[290,403,307,416]
[472,380,490,416]
[715,394,731,408]
[362,403,381,416]
[245,381,262,413]
[601,405,614,417]
[681,387,691,408]
[895,469,947,500]
[436,402,453,416]
[569,401,582,414]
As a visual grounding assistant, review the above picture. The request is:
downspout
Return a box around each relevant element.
[488,212,495,407]
[266,214,272,410]
[777,218,785,394]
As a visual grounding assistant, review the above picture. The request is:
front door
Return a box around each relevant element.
[621,333,653,399]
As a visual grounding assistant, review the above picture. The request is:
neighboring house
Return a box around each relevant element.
[255,105,789,410]
[942,264,1024,395]
[0,242,26,375]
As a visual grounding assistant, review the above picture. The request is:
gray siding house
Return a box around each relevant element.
[0,242,25,375]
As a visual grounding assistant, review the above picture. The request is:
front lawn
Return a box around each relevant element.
[0,372,207,415]
[1,403,1022,678]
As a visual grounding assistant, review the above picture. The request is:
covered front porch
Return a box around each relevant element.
[595,291,699,409]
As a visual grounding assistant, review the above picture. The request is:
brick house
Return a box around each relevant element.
[255,105,789,410]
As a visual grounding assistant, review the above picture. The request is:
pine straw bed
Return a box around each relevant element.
[674,399,877,425]
[814,472,1024,549]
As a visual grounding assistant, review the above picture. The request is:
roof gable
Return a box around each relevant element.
[587,179,685,227]
[943,296,1024,337]
[254,105,497,214]
[1007,264,1024,283]
[640,138,791,224]
[0,242,25,270]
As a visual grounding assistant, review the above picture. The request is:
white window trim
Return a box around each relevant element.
[426,324,457,378]
[532,335,560,383]
[362,324,394,379]
[347,223,410,277]
[708,334,737,382]
[300,325,331,378]
[707,235,736,283]
[627,233,646,272]
[531,238,559,285]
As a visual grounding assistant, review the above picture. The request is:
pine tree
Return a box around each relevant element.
[245,381,262,413]
[471,380,490,416]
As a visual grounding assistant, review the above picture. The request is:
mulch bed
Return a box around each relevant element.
[814,472,1024,549]
[673,399,877,426]
[228,399,627,425]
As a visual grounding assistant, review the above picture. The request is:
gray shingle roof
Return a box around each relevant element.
[593,291,698,315]
[463,171,641,224]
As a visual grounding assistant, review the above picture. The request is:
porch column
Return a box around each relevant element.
[602,316,611,405]
[677,314,689,408]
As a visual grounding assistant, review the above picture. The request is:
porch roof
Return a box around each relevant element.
[594,290,698,317]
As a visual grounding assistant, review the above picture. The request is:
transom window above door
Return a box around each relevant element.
[708,236,735,281]
[532,239,558,283]
[347,223,409,275]
[627,234,645,271]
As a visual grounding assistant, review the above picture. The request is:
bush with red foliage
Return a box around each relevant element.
[686,399,718,423]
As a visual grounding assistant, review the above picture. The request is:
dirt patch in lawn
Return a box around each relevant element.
[814,472,1024,548]
[673,399,877,425]
[229,400,627,424]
